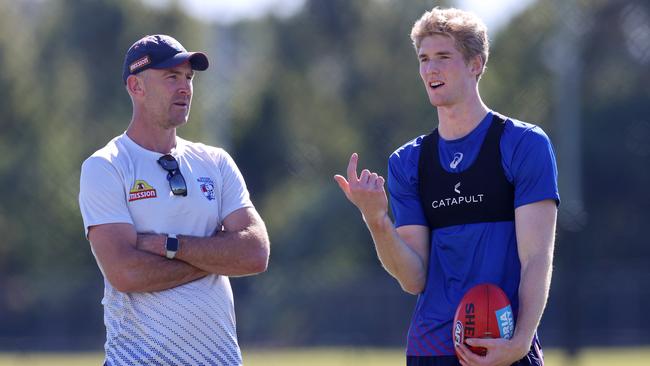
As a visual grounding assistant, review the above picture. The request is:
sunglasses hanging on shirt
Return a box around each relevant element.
[157,154,188,196]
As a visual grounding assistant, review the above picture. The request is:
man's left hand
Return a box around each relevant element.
[456,338,528,366]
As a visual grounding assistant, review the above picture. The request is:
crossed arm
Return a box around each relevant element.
[87,207,270,293]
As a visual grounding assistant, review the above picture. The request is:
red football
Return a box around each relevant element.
[453,283,514,356]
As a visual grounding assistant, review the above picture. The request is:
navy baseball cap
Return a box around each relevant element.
[122,34,209,83]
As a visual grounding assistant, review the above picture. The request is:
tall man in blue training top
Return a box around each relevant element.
[335,7,559,366]
[79,34,270,366]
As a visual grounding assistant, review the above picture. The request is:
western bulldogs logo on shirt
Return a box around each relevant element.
[197,177,216,201]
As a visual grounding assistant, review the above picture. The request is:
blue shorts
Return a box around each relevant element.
[406,338,544,366]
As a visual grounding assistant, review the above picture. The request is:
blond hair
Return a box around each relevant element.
[410,7,489,78]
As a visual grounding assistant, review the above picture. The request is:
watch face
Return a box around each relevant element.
[166,237,179,251]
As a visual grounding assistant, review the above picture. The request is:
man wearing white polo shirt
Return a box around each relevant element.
[79,34,270,366]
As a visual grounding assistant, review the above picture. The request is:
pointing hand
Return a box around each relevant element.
[334,153,388,224]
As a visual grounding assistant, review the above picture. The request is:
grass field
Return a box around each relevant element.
[0,347,649,365]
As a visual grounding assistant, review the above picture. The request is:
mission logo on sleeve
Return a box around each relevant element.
[128,180,157,202]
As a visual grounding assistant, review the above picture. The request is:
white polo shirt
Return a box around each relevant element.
[79,133,252,366]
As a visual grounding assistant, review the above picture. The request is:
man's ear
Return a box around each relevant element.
[469,54,484,77]
[126,74,145,96]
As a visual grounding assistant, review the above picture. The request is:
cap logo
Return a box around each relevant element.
[129,55,151,73]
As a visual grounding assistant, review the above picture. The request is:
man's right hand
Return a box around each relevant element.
[333,153,430,295]
[334,153,388,226]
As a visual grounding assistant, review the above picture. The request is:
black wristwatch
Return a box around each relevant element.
[166,234,179,259]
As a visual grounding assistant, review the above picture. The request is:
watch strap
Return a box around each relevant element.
[165,234,179,259]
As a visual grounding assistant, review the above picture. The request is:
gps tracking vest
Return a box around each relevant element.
[418,113,515,230]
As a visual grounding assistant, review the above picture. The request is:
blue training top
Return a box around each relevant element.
[387,111,560,356]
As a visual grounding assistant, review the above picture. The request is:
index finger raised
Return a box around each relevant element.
[347,153,359,182]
